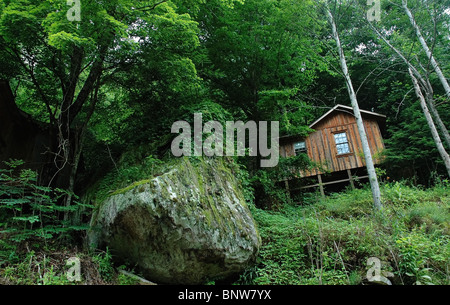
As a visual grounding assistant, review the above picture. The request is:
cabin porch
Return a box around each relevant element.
[283,167,372,198]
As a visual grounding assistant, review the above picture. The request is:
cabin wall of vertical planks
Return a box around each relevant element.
[280,110,385,178]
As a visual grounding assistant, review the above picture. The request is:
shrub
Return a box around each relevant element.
[0,160,92,262]
[407,201,450,233]
[1,250,76,285]
[318,188,373,219]
[92,247,116,282]
[395,228,449,285]
[241,181,449,285]
[382,181,424,206]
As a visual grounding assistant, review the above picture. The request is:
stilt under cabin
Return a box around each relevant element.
[279,104,386,197]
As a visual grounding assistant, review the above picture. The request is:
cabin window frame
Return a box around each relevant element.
[293,141,307,156]
[333,131,352,156]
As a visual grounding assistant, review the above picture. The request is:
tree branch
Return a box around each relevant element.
[67,44,108,124]
[9,47,57,125]
[134,0,168,12]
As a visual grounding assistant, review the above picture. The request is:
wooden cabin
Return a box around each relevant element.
[279,104,386,195]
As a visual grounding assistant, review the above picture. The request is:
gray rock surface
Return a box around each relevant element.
[89,157,261,284]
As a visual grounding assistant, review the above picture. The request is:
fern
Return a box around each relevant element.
[0,160,92,256]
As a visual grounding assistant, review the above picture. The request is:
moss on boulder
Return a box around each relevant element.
[88,157,261,284]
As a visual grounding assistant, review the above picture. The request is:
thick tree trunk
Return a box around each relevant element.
[64,77,100,222]
[326,5,382,210]
[408,68,450,177]
[50,45,107,190]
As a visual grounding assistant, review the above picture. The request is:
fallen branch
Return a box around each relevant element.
[118,269,157,285]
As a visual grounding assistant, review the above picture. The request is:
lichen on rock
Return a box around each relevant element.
[88,157,261,284]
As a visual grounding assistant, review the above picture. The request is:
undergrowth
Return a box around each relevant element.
[238,180,449,285]
[0,160,140,285]
[2,157,448,285]
[84,153,173,204]
[0,245,141,285]
[0,160,92,264]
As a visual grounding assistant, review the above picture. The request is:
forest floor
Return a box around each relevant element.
[0,180,448,285]
[243,180,449,285]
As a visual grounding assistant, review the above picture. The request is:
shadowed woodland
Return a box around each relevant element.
[0,0,449,285]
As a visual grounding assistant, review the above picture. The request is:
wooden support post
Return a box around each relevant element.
[317,174,325,198]
[347,169,355,190]
[294,175,368,191]
[284,179,292,203]
[284,179,290,192]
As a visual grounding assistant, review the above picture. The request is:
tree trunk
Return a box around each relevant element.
[64,128,82,222]
[408,68,450,177]
[64,76,101,222]
[326,4,382,210]
[368,21,450,149]
[425,93,450,149]
[402,0,450,148]
[402,0,450,99]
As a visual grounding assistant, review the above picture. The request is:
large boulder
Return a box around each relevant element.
[88,157,261,284]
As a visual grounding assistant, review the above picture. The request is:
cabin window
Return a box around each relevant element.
[294,141,307,155]
[334,132,351,155]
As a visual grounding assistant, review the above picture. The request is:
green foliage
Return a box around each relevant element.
[258,89,315,136]
[395,230,440,285]
[355,0,450,185]
[85,149,176,204]
[231,161,256,207]
[92,248,115,282]
[116,269,140,285]
[179,100,234,127]
[196,0,323,126]
[2,251,73,285]
[0,245,145,285]
[0,160,92,261]
[251,155,313,209]
[382,101,450,184]
[408,202,450,233]
[237,182,449,285]
[1,0,449,287]
[318,188,374,219]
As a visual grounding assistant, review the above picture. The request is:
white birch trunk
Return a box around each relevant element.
[326,5,382,210]
[368,21,450,148]
[408,68,450,177]
[425,93,450,149]
[402,0,450,99]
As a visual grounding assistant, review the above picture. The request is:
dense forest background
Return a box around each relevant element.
[2,0,449,187]
[0,0,449,285]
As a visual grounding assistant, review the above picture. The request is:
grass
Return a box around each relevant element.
[1,180,448,285]
[238,180,449,285]
[0,245,141,285]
